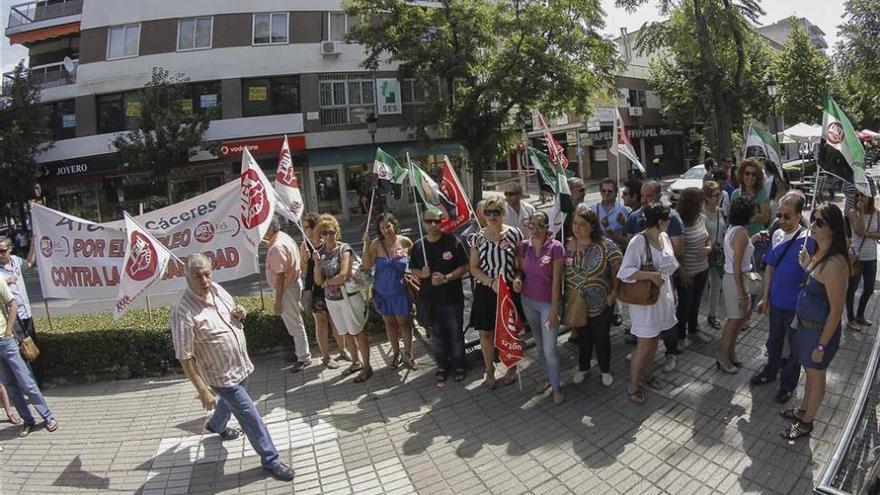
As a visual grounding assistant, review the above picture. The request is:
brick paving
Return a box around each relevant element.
[1,296,877,494]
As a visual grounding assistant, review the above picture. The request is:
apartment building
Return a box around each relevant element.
[5,0,460,222]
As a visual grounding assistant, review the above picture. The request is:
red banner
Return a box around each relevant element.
[494,278,524,367]
[219,135,305,158]
[439,158,471,233]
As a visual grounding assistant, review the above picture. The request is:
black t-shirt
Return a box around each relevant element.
[409,234,469,306]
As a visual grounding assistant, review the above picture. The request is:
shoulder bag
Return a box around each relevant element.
[707,210,725,275]
[378,241,420,302]
[0,302,38,362]
[617,234,661,305]
[562,241,590,328]
[849,211,873,277]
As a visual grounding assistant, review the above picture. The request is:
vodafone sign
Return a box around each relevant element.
[219,135,305,158]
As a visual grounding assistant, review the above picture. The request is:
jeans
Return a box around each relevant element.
[431,304,465,372]
[521,296,561,389]
[208,380,280,469]
[846,259,877,321]
[707,267,722,318]
[762,304,800,392]
[576,305,613,373]
[280,284,309,361]
[0,337,53,425]
[676,269,709,338]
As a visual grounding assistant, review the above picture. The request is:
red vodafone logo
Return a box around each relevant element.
[194,222,215,243]
[125,231,158,282]
[40,236,53,257]
[241,169,270,229]
[826,122,844,145]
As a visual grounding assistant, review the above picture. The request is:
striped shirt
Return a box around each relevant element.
[475,226,523,285]
[170,282,254,388]
[681,215,710,274]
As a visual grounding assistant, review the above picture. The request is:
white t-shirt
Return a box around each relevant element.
[504,201,536,233]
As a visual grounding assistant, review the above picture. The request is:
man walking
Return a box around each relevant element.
[503,182,535,233]
[264,216,309,371]
[171,254,295,481]
[0,236,40,384]
[751,191,813,403]
[410,209,470,383]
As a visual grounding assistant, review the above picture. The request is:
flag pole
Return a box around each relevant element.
[138,202,152,324]
[445,155,478,220]
[407,153,429,268]
[364,188,376,241]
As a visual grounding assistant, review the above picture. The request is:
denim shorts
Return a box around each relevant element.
[792,324,841,370]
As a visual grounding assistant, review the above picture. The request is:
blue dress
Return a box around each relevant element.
[373,255,412,317]
[792,274,841,370]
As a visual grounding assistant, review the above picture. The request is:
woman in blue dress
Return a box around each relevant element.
[363,213,416,370]
[781,203,848,440]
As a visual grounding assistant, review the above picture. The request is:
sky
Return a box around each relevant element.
[1,0,850,74]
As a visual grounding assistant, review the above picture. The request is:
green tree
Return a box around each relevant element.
[344,0,620,199]
[618,0,771,158]
[0,61,53,222]
[771,18,833,125]
[112,67,216,188]
[835,0,880,129]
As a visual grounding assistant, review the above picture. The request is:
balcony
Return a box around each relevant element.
[8,0,82,28]
[2,59,77,94]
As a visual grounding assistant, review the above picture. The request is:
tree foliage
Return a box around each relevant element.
[112,67,215,182]
[0,61,53,209]
[618,0,772,158]
[344,0,621,198]
[835,0,880,129]
[770,18,833,126]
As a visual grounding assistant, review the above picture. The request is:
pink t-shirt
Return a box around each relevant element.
[265,231,301,289]
[518,238,564,303]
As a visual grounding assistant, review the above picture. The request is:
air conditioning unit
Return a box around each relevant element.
[321,41,340,57]
[629,107,643,117]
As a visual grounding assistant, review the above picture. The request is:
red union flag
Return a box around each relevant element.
[240,147,276,254]
[439,157,471,233]
[114,212,176,319]
[609,108,645,174]
[274,135,304,222]
[538,113,569,170]
[494,277,524,368]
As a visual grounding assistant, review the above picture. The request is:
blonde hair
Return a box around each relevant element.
[484,197,505,212]
[315,214,341,241]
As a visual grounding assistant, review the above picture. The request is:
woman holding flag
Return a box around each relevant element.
[469,197,523,389]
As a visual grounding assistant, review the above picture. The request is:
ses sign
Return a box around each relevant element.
[376,78,402,115]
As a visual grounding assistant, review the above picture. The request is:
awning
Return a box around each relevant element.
[307,140,463,167]
[780,122,823,144]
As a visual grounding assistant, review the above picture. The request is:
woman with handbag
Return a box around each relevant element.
[565,206,622,388]
[846,191,879,331]
[618,203,679,405]
[718,196,757,374]
[362,213,417,370]
[516,212,565,404]
[314,215,372,383]
[703,181,728,330]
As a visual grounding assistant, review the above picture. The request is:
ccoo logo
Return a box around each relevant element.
[125,231,158,282]
[194,221,215,243]
[241,169,270,229]
[826,122,844,145]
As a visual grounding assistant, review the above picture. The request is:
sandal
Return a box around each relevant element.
[353,366,373,383]
[389,353,402,370]
[45,419,58,433]
[627,387,645,405]
[453,369,466,382]
[435,370,448,382]
[206,425,239,441]
[406,355,417,370]
[502,369,518,386]
[779,408,806,421]
[535,379,551,395]
[780,420,813,440]
[483,373,497,390]
[847,321,864,332]
[341,363,364,377]
[641,375,665,391]
[19,424,33,437]
[6,412,21,426]
[322,357,339,369]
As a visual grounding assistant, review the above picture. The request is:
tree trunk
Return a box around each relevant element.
[692,0,732,159]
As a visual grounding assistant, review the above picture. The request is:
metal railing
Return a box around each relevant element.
[7,0,83,29]
[2,59,77,93]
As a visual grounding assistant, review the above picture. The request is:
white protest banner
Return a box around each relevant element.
[32,179,259,300]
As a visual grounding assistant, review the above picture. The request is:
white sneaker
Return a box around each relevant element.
[573,370,588,384]
[624,352,632,362]
[601,373,614,387]
[691,332,712,344]
[663,355,677,373]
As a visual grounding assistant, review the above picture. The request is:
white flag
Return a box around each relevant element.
[609,108,645,173]
[240,148,276,255]
[274,135,304,222]
[113,212,178,319]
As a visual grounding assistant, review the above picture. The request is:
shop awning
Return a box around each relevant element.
[307,140,463,167]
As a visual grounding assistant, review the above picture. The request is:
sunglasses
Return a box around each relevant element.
[744,171,758,178]
[529,223,548,229]
[776,212,793,220]
[811,216,827,229]
[424,219,441,224]
[504,191,519,197]
[0,249,7,254]
[601,189,615,194]
[321,230,337,236]
[484,209,503,217]
[622,191,632,197]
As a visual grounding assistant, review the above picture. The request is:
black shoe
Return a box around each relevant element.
[749,373,775,387]
[707,316,721,330]
[206,425,240,441]
[265,463,295,481]
[612,314,623,326]
[776,390,793,404]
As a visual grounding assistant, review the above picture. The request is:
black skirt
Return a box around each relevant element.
[468,283,523,332]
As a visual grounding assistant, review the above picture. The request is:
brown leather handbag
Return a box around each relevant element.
[617,234,661,305]
[19,336,39,362]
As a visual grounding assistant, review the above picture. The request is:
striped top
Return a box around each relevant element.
[171,282,254,388]
[681,215,710,274]
[852,210,878,261]
[474,226,523,285]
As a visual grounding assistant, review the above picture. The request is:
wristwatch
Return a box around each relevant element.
[816,344,826,352]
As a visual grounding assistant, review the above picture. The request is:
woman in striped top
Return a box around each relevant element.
[469,196,523,389]
[674,188,712,347]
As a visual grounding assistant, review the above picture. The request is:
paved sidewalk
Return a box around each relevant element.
[3,291,877,495]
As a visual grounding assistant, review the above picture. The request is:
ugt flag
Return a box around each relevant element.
[439,157,471,233]
[113,212,179,319]
[537,113,569,169]
[744,122,782,168]
[494,277,524,368]
[373,147,408,195]
[274,135,304,222]
[240,147,276,255]
[609,108,645,174]
[822,93,869,195]
[409,159,459,221]
[527,146,573,235]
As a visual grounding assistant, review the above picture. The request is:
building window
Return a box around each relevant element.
[47,99,76,139]
[319,74,375,125]
[185,81,221,116]
[253,13,288,45]
[97,91,143,133]
[627,89,647,108]
[107,24,140,59]
[178,17,212,51]
[328,12,348,41]
[242,76,300,117]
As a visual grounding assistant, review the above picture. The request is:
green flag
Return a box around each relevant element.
[744,123,782,167]
[373,148,408,193]
[823,93,868,195]
[408,159,456,217]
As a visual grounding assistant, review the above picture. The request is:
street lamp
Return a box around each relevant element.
[765,75,777,99]
[366,112,378,146]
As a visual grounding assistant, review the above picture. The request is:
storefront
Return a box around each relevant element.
[579,125,687,180]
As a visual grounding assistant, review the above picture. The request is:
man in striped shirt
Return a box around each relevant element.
[171,254,295,482]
